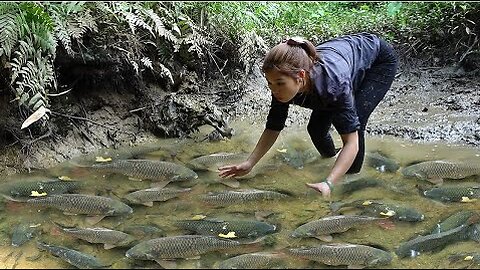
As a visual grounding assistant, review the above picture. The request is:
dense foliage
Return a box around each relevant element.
[1,1,478,134]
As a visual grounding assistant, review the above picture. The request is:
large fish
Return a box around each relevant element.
[125,235,241,268]
[288,243,392,268]
[90,159,198,187]
[201,189,290,206]
[0,179,83,201]
[215,252,286,269]
[11,223,38,247]
[186,152,249,171]
[425,210,478,235]
[175,217,278,239]
[123,187,191,207]
[330,200,425,222]
[395,223,474,258]
[37,241,109,269]
[290,215,391,242]
[58,226,136,249]
[26,194,133,224]
[365,152,400,173]
[401,160,480,184]
[336,177,409,196]
[417,184,480,202]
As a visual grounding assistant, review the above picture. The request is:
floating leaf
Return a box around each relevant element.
[218,231,236,239]
[58,176,72,181]
[380,210,396,217]
[30,190,47,197]
[95,156,112,162]
[21,105,49,129]
[276,148,287,153]
[191,214,206,220]
[362,200,373,206]
[461,197,476,203]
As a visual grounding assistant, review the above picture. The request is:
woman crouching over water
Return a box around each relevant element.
[219,33,398,198]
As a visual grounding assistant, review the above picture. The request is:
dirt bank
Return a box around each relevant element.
[0,55,479,177]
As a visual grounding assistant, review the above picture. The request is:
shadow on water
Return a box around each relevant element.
[0,120,479,269]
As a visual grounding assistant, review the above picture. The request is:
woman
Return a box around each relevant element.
[218,32,398,198]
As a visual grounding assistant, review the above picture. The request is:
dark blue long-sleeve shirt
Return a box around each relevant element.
[265,32,381,134]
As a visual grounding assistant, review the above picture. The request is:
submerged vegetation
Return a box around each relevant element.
[0,2,479,145]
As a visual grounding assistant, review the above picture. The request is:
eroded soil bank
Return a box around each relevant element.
[0,56,479,177]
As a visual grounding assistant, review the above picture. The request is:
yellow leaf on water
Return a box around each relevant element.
[380,210,396,217]
[218,231,237,238]
[464,256,474,261]
[95,156,112,162]
[30,190,47,197]
[461,197,477,203]
[276,148,287,153]
[58,176,72,181]
[362,200,373,206]
[191,215,206,220]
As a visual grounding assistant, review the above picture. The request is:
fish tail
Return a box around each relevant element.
[376,217,396,230]
[329,201,345,213]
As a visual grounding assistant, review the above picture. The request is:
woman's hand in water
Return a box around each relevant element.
[218,161,253,178]
[306,181,331,198]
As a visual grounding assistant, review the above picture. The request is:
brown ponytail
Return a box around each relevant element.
[262,37,318,79]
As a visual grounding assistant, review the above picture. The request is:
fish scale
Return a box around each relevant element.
[217,252,284,269]
[61,227,135,247]
[26,194,133,216]
[175,218,278,238]
[37,242,107,269]
[422,185,480,202]
[291,215,385,238]
[395,223,473,258]
[0,180,83,200]
[124,187,191,205]
[202,189,289,206]
[126,235,241,260]
[401,160,480,180]
[288,243,392,267]
[91,160,197,182]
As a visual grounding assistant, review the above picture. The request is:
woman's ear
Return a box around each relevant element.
[298,69,306,79]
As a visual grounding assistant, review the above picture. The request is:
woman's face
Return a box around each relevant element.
[265,69,304,103]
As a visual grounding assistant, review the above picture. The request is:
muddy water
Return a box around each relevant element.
[0,120,479,269]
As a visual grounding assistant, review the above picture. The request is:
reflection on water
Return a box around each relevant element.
[0,120,479,269]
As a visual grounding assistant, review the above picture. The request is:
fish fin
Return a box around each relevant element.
[316,235,333,242]
[1,194,27,202]
[218,179,240,188]
[241,236,266,244]
[142,202,154,207]
[427,177,444,185]
[85,216,105,225]
[255,211,275,221]
[103,243,116,250]
[156,259,177,269]
[329,201,345,213]
[348,264,365,269]
[62,212,78,216]
[150,181,169,189]
[128,177,143,182]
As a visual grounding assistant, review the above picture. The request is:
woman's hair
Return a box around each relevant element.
[262,37,318,79]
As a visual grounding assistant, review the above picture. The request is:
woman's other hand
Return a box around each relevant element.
[218,161,253,178]
[305,182,331,198]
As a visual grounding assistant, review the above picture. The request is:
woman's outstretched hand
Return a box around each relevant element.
[305,182,331,198]
[218,161,253,178]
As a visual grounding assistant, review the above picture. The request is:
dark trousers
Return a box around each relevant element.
[307,39,398,174]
